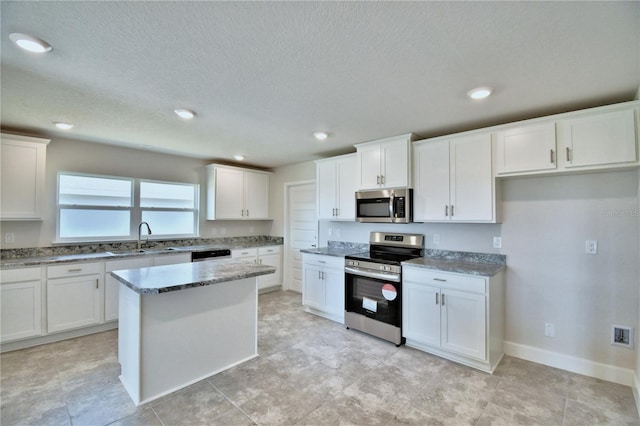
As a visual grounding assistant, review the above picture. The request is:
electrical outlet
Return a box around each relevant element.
[544,322,555,337]
[433,234,440,244]
[4,233,15,243]
[493,236,502,249]
[327,228,332,236]
[585,240,598,254]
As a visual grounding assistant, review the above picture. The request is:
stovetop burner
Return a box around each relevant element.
[345,232,424,265]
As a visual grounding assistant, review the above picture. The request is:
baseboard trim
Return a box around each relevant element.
[504,340,634,386]
[633,373,640,419]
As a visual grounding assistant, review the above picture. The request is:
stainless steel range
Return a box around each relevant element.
[344,232,424,346]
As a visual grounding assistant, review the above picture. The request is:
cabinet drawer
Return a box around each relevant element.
[403,267,486,294]
[1,267,41,283]
[303,254,344,270]
[47,262,102,279]
[258,245,281,255]
[232,248,258,258]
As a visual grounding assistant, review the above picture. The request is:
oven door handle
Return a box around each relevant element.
[345,266,401,283]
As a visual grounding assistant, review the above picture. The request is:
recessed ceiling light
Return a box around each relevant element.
[174,108,196,119]
[313,131,329,141]
[467,87,493,100]
[9,33,52,53]
[233,155,245,161]
[53,122,73,130]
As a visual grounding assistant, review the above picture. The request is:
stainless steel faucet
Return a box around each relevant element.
[137,222,152,250]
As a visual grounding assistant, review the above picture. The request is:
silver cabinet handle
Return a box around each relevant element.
[318,271,321,280]
[433,278,447,282]
[376,175,380,185]
[318,260,326,264]
[246,210,249,217]
[381,175,385,185]
[550,149,555,164]
[451,205,454,217]
[445,205,448,216]
[335,208,339,217]
[442,294,445,305]
[68,268,82,272]
[96,280,99,289]
[435,293,439,305]
[566,147,570,162]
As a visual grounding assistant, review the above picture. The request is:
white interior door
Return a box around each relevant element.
[285,182,317,293]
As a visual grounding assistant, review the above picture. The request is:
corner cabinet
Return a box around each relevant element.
[0,133,50,220]
[413,132,498,223]
[105,257,153,322]
[302,253,344,324]
[355,133,414,190]
[316,153,358,220]
[402,266,505,373]
[206,164,272,220]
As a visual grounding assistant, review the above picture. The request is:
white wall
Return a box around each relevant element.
[0,137,272,248]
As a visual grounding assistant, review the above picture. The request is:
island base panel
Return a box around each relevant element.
[118,277,258,405]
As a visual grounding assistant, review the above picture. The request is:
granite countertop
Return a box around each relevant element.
[300,247,367,257]
[402,256,505,277]
[300,240,369,258]
[0,237,284,269]
[110,258,276,294]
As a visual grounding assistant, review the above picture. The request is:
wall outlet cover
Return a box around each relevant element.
[433,234,440,244]
[493,236,502,249]
[585,240,597,254]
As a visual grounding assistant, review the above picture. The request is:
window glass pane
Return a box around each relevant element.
[59,174,132,206]
[141,211,195,235]
[140,181,196,208]
[60,209,130,238]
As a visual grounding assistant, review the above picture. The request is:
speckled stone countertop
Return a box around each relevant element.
[300,240,369,257]
[402,249,506,277]
[0,236,283,269]
[111,259,276,294]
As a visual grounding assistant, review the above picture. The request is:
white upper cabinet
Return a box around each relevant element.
[206,164,271,220]
[495,122,557,175]
[316,153,357,220]
[494,102,638,177]
[355,134,413,190]
[414,132,496,223]
[559,108,637,169]
[1,133,50,220]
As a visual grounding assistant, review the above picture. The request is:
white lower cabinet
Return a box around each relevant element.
[232,246,282,291]
[302,254,344,323]
[105,257,153,322]
[0,267,43,342]
[47,262,103,333]
[402,266,504,373]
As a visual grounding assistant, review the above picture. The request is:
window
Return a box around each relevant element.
[57,172,199,242]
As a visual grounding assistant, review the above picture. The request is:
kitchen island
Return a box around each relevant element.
[110,259,275,405]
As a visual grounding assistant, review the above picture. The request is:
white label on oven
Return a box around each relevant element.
[362,296,377,312]
[381,283,397,301]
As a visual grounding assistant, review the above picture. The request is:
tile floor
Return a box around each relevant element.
[1,290,639,425]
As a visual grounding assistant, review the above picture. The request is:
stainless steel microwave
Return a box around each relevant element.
[355,188,412,223]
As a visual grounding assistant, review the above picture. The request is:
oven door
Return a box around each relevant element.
[344,270,402,327]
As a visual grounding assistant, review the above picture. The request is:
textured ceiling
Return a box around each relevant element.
[1,1,639,169]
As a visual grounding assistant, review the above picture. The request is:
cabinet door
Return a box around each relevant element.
[316,159,337,220]
[357,143,382,190]
[381,139,410,188]
[496,122,557,174]
[402,281,440,347]
[1,280,42,342]
[323,267,344,321]
[245,171,270,219]
[0,135,49,220]
[449,133,494,221]
[303,265,325,310]
[105,257,153,321]
[335,155,357,220]
[47,275,101,333]
[413,140,450,221]
[258,252,281,289]
[441,289,486,360]
[214,166,244,219]
[561,108,637,168]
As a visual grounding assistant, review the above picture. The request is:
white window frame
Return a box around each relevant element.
[56,172,199,243]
